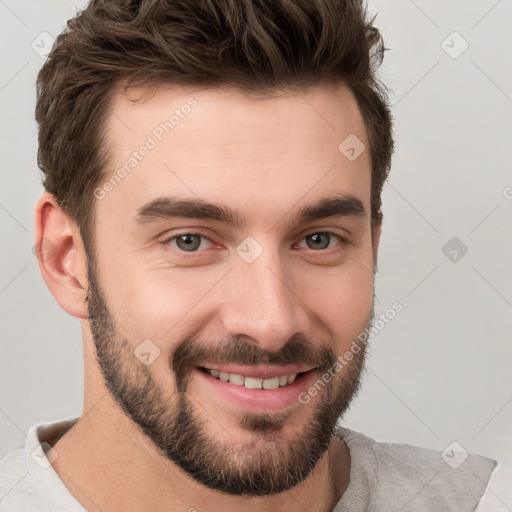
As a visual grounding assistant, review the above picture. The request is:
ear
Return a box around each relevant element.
[371,212,383,271]
[34,192,89,319]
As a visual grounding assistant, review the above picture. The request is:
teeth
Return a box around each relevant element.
[263,377,280,390]
[205,369,301,389]
[228,373,244,386]
[244,377,263,389]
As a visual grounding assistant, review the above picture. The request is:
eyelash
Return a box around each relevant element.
[161,231,346,254]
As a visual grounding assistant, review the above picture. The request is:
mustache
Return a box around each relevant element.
[172,333,338,392]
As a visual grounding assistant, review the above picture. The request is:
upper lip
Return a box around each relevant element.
[197,364,318,379]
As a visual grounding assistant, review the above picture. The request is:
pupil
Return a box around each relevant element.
[308,233,329,250]
[177,235,200,251]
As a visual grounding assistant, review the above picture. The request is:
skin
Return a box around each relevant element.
[35,82,382,512]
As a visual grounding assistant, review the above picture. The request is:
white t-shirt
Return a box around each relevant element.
[0,416,497,511]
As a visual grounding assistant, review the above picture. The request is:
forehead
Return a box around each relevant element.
[98,83,371,228]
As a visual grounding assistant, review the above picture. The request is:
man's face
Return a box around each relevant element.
[86,83,378,495]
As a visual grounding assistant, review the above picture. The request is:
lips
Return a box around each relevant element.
[194,366,321,412]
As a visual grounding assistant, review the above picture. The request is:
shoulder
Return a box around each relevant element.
[335,426,497,512]
[0,417,80,512]
[0,447,48,511]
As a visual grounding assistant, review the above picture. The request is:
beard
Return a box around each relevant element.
[85,250,374,496]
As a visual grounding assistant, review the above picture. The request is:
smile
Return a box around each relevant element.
[198,367,315,389]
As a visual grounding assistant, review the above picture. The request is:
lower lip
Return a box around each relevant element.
[193,367,320,413]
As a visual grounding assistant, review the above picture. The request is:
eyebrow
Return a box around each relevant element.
[134,193,366,228]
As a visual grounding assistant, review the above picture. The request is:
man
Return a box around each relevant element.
[0,0,497,510]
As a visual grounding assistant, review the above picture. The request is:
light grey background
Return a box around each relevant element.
[1,0,511,508]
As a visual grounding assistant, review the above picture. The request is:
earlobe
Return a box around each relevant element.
[34,192,89,319]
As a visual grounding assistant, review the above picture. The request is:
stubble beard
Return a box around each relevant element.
[85,251,373,496]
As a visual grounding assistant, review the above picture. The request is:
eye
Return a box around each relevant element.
[296,232,344,251]
[163,233,214,252]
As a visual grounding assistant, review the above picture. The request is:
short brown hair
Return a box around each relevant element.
[36,0,393,248]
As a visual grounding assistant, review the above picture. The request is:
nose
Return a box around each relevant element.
[219,246,311,353]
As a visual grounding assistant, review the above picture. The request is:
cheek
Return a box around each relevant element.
[108,266,225,340]
[294,258,374,337]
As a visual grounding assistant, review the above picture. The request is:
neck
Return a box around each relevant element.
[52,331,351,511]
[52,394,350,512]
